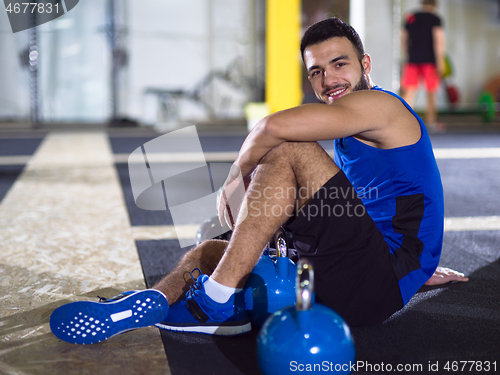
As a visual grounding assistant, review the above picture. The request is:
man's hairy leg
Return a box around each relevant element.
[152,239,228,304]
[426,91,438,125]
[211,141,340,288]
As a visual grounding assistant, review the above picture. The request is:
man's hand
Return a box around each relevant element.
[436,57,446,77]
[424,266,469,286]
[217,164,247,229]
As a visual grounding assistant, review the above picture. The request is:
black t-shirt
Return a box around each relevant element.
[404,11,443,64]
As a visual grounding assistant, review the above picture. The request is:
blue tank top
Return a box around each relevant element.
[334,86,444,305]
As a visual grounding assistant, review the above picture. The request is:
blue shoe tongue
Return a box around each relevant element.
[199,274,210,284]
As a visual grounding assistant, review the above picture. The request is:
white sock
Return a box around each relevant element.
[203,276,242,304]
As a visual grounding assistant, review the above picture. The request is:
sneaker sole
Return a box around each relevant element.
[50,290,169,345]
[155,321,251,336]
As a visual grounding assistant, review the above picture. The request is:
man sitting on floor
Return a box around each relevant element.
[50,17,468,345]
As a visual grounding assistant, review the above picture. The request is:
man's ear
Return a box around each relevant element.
[361,54,372,75]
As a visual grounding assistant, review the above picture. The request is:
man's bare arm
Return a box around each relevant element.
[218,90,418,226]
[432,26,446,76]
[401,28,409,59]
[234,90,411,179]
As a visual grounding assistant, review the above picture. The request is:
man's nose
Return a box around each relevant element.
[322,68,339,87]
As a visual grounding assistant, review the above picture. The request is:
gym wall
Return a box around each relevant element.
[0,0,498,124]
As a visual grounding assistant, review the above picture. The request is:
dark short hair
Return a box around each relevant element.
[300,17,365,62]
[422,0,437,6]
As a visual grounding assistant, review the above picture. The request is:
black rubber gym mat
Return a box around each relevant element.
[136,238,262,375]
[351,231,500,369]
[0,165,26,203]
[136,240,192,288]
[0,137,45,203]
[429,131,500,148]
[135,231,500,374]
[115,163,175,226]
[0,138,44,156]
[438,158,500,217]
[159,329,261,375]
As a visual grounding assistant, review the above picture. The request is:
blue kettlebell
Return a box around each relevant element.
[244,228,297,327]
[257,259,356,375]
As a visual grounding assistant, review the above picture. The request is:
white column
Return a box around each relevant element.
[350,0,365,43]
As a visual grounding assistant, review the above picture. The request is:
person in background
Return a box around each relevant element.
[401,0,446,132]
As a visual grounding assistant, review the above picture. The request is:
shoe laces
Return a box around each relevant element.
[186,268,203,298]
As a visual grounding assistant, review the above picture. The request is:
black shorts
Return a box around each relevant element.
[283,171,403,327]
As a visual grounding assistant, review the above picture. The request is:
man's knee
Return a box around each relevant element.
[260,141,324,164]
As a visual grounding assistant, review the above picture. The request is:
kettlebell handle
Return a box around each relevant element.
[273,227,288,258]
[296,259,314,311]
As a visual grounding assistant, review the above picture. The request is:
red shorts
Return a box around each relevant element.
[401,63,441,92]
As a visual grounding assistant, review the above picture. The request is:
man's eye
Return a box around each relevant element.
[336,62,346,68]
[311,70,322,77]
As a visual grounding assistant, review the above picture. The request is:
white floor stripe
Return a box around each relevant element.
[116,151,239,164]
[444,216,500,232]
[4,148,500,166]
[115,148,500,164]
[131,225,199,240]
[0,156,31,165]
[433,148,500,159]
[131,216,500,241]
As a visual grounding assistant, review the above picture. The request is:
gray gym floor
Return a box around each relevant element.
[0,124,499,374]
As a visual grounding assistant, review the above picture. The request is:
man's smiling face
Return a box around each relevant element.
[304,37,371,104]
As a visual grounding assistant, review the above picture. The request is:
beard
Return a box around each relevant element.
[353,68,370,91]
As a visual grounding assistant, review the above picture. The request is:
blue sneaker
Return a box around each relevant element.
[50,289,169,345]
[155,269,251,336]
